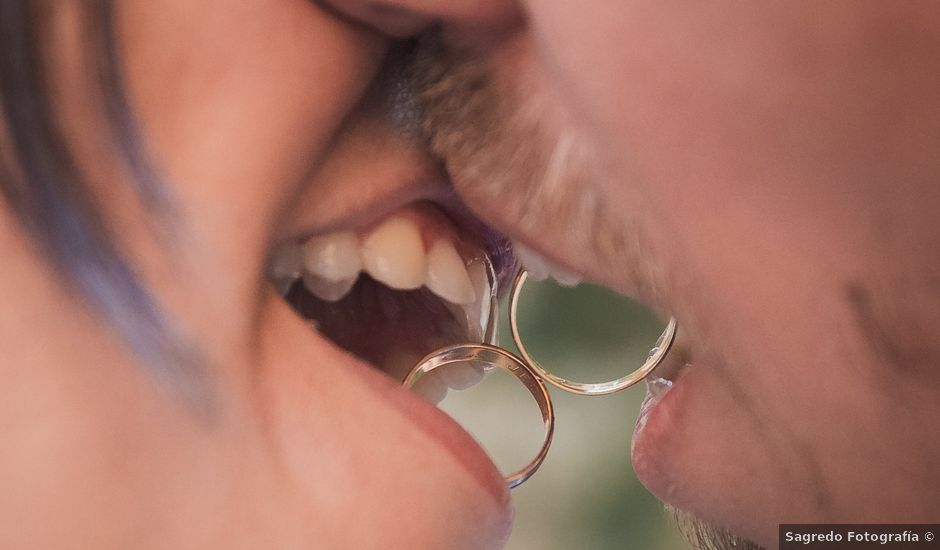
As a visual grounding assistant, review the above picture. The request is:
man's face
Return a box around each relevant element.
[395,1,940,545]
[7,1,939,549]
[405,1,940,544]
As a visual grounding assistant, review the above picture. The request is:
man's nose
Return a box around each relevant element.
[317,0,523,38]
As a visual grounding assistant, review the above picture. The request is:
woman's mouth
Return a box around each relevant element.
[266,199,515,402]
[265,188,690,498]
[269,189,692,427]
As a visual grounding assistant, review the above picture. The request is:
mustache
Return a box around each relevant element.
[406,32,599,234]
[402,31,653,297]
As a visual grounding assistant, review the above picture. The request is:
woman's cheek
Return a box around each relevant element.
[115,0,387,359]
[120,0,386,229]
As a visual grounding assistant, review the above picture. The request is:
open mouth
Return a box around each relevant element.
[266,199,518,402]
[266,192,686,406]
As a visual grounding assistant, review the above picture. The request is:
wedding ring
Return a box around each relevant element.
[403,343,555,489]
[402,269,676,489]
[509,270,678,396]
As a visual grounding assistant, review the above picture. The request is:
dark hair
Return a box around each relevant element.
[0,1,209,409]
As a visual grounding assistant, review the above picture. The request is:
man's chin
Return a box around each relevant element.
[671,508,765,550]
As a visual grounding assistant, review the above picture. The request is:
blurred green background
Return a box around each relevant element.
[439,280,685,550]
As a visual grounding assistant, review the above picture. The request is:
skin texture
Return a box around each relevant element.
[1,1,938,550]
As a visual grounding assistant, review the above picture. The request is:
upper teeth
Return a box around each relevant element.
[360,215,428,291]
[511,240,583,287]
[269,214,480,307]
[426,239,477,305]
[302,230,362,283]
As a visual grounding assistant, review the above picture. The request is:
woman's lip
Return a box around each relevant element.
[259,292,513,542]
[279,176,450,240]
[278,291,510,505]
[272,175,514,503]
[344,351,512,506]
[293,293,509,502]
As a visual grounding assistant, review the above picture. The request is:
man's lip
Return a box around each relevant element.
[631,362,698,512]
[634,366,690,453]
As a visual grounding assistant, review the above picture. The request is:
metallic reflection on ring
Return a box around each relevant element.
[403,269,678,489]
[403,343,555,489]
[509,270,678,396]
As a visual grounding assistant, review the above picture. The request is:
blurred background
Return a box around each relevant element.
[439,280,685,550]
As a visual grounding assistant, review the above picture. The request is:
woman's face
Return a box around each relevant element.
[5,1,516,548]
[4,0,939,548]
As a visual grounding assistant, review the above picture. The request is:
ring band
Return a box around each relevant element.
[402,269,676,489]
[402,343,555,489]
[509,270,678,396]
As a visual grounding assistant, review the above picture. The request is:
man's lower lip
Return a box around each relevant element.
[631,365,693,499]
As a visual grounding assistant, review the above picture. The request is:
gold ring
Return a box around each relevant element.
[509,270,678,396]
[402,343,555,489]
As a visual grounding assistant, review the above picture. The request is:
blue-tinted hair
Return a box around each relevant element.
[0,0,209,410]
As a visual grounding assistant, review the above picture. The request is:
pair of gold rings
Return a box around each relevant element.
[403,270,678,489]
